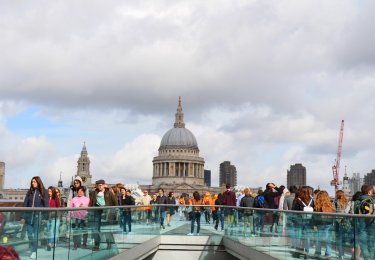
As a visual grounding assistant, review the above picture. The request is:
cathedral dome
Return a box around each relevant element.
[160,127,198,149]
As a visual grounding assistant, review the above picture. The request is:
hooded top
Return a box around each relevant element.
[67,176,89,207]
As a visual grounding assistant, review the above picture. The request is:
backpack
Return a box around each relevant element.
[356,197,374,215]
[254,195,265,208]
[299,198,313,219]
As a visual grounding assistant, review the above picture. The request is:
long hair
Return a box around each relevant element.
[193,191,200,201]
[315,191,334,212]
[28,176,46,204]
[48,186,57,200]
[335,190,348,209]
[298,187,311,205]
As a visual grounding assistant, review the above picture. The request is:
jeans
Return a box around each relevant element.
[215,210,224,230]
[26,214,42,253]
[191,212,201,234]
[122,211,132,232]
[314,224,332,256]
[159,210,166,227]
[47,217,60,245]
[72,218,88,246]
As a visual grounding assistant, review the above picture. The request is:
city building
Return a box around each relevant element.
[76,142,92,185]
[219,161,237,187]
[364,170,375,187]
[142,97,221,196]
[204,169,211,187]
[286,163,306,188]
[342,172,351,195]
[348,173,363,195]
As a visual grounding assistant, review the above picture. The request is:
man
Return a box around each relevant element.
[90,179,118,251]
[263,183,283,235]
[355,184,375,260]
[156,188,168,229]
[139,190,152,223]
[222,184,236,232]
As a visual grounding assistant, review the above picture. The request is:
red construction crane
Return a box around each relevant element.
[330,120,344,193]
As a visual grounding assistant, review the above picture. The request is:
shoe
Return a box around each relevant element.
[167,223,171,227]
[73,245,78,250]
[196,233,200,236]
[214,226,218,230]
[30,252,36,259]
[187,233,194,236]
[92,246,100,251]
[162,225,165,229]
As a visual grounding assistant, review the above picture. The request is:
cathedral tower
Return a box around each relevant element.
[76,142,92,185]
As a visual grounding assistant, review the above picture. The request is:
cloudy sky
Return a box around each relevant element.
[1,1,375,194]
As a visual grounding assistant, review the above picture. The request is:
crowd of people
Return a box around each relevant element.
[18,175,375,260]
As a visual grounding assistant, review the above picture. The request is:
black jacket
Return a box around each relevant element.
[263,187,283,209]
[240,195,255,215]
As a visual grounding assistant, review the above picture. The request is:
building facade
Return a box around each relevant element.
[219,161,237,187]
[364,170,375,187]
[76,142,92,185]
[204,170,211,187]
[287,163,306,188]
[145,97,221,196]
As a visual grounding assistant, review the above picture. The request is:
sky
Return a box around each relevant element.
[1,1,375,195]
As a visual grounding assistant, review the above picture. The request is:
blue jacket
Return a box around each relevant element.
[22,188,49,223]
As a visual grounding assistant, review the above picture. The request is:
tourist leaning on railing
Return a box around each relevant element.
[20,176,49,259]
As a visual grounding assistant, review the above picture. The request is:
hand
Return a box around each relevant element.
[20,219,25,224]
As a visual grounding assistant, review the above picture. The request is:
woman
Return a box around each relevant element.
[313,191,334,258]
[68,186,90,250]
[188,191,202,235]
[150,194,158,224]
[21,176,49,259]
[120,188,135,233]
[214,194,224,231]
[334,190,350,259]
[47,186,61,251]
[166,192,175,227]
[292,186,314,257]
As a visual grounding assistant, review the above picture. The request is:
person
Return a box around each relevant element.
[0,246,20,260]
[211,194,218,225]
[215,193,225,231]
[313,191,334,258]
[354,184,375,260]
[120,188,135,233]
[46,186,61,251]
[21,176,49,259]
[139,190,151,224]
[203,192,212,224]
[178,195,186,220]
[346,191,362,259]
[283,185,298,248]
[263,183,283,235]
[89,179,118,251]
[67,176,89,210]
[253,189,265,235]
[68,186,90,250]
[292,186,314,257]
[150,194,159,225]
[222,184,236,233]
[188,191,202,235]
[240,187,254,237]
[166,192,175,227]
[334,190,350,259]
[156,188,168,229]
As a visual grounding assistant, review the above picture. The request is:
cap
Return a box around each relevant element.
[95,179,105,185]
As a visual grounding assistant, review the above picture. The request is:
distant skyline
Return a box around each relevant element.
[1,1,375,195]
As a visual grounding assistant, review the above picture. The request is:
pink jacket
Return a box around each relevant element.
[69,196,90,219]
